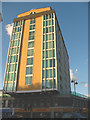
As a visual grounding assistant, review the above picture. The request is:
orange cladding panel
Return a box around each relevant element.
[17,7,51,18]
[17,16,42,91]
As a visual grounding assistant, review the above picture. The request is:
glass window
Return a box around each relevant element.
[15,64,17,71]
[43,35,45,41]
[43,21,45,26]
[29,31,35,40]
[46,14,48,19]
[11,48,17,55]
[49,27,52,32]
[46,50,53,58]
[49,50,53,58]
[43,28,45,34]
[10,41,13,47]
[19,33,21,38]
[42,80,45,89]
[54,79,56,88]
[54,69,56,77]
[46,80,52,88]
[9,64,15,72]
[53,50,55,57]
[46,34,48,41]
[49,34,52,40]
[52,26,54,32]
[28,41,34,48]
[6,65,9,72]
[49,20,52,25]
[13,40,18,47]
[26,67,33,75]
[27,58,33,65]
[43,60,45,68]
[8,56,11,63]
[43,43,45,49]
[16,55,18,62]
[46,69,52,78]
[49,41,53,49]
[9,49,12,55]
[18,40,20,46]
[53,59,55,67]
[53,41,55,48]
[27,49,34,56]
[50,59,52,67]
[46,27,48,33]
[52,33,54,40]
[7,83,13,91]
[14,73,16,81]
[21,20,23,25]
[17,47,19,54]
[46,60,50,68]
[30,24,35,30]
[8,73,14,81]
[46,21,49,26]
[30,19,35,24]
[43,51,45,58]
[46,42,49,49]
[52,19,54,25]
[10,56,16,63]
[50,69,52,78]
[49,14,51,19]
[25,76,32,85]
[5,73,8,81]
[43,16,45,20]
[42,70,45,78]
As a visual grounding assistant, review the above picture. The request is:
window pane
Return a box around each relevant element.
[43,51,45,58]
[46,21,49,26]
[46,60,49,68]
[27,58,33,65]
[25,76,32,85]
[53,59,55,67]
[42,70,45,78]
[43,43,45,49]
[10,56,16,63]
[43,28,45,34]
[42,80,45,89]
[53,50,55,57]
[43,35,45,41]
[50,69,52,78]
[28,41,34,48]
[26,67,33,75]
[27,49,34,56]
[43,21,45,26]
[43,16,45,20]
[50,59,52,67]
[46,34,48,41]
[54,69,56,77]
[43,60,45,68]
[49,20,52,25]
[49,34,52,40]
[54,79,56,88]
[49,42,53,49]
[49,14,51,19]
[49,50,53,58]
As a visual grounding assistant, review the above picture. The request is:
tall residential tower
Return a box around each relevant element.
[3,7,71,94]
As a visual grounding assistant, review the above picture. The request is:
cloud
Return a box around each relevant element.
[70,69,77,81]
[5,23,13,37]
[84,84,88,87]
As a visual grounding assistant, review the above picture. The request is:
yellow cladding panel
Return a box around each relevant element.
[17,7,51,18]
[17,16,42,91]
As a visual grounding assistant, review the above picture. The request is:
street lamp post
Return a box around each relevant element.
[71,80,78,95]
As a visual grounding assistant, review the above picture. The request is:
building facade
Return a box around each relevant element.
[3,7,71,94]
